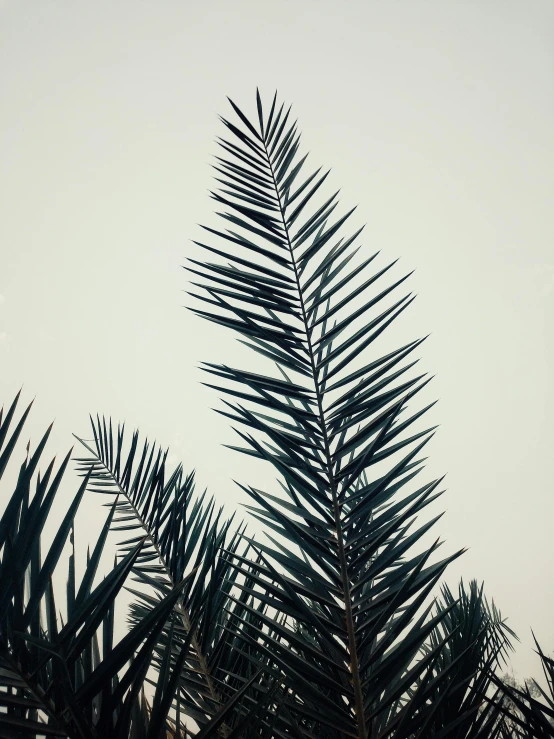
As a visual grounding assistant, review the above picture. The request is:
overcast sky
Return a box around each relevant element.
[1,0,553,680]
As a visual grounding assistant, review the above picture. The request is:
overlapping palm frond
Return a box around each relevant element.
[0,391,194,739]
[490,636,554,738]
[187,90,466,737]
[73,416,275,735]
[395,579,517,739]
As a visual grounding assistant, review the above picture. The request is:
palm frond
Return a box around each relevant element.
[0,392,193,739]
[73,416,270,735]
[187,90,465,737]
[490,635,554,738]
[397,579,517,738]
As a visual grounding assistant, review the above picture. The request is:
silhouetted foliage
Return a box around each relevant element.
[1,92,550,738]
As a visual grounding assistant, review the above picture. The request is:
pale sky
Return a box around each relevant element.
[1,0,553,681]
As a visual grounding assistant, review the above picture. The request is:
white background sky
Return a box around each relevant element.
[1,0,553,681]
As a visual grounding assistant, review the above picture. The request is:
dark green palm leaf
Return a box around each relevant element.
[73,417,270,735]
[0,393,199,738]
[401,579,517,739]
[490,635,554,738]
[187,90,466,738]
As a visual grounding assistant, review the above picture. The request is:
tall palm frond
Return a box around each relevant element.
[187,90,465,738]
[0,391,194,738]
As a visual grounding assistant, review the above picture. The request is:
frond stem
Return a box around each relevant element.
[261,131,367,739]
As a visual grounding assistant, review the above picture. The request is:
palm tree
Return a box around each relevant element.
[1,91,550,738]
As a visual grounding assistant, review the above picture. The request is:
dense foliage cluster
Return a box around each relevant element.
[1,92,552,738]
